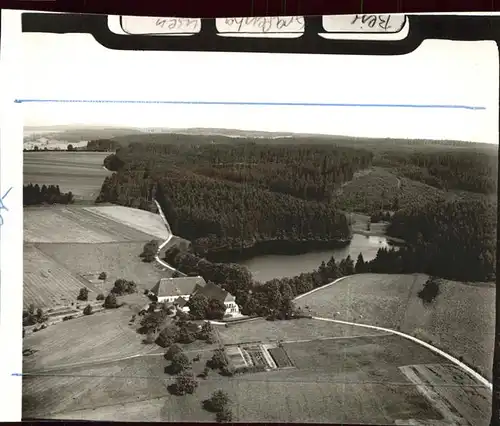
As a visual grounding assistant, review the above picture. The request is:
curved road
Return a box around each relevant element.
[294,277,492,391]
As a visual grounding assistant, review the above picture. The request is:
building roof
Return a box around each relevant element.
[151,276,207,298]
[173,296,187,307]
[193,281,236,304]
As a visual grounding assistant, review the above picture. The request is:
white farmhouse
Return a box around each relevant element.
[149,276,240,316]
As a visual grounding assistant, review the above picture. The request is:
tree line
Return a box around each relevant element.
[386,197,496,281]
[24,184,74,206]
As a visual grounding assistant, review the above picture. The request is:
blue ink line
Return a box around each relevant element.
[14,99,486,110]
[0,187,13,226]
[11,373,22,377]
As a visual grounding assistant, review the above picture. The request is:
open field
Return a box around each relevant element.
[23,304,158,372]
[295,273,495,380]
[23,332,491,423]
[24,244,93,309]
[24,152,110,201]
[215,318,388,346]
[84,205,171,240]
[24,206,166,243]
[37,242,168,292]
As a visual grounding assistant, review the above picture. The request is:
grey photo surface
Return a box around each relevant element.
[21,31,497,424]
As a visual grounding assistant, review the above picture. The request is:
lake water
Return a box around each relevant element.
[240,233,389,282]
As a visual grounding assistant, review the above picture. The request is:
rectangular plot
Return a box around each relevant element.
[268,346,294,368]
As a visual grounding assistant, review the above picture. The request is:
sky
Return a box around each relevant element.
[20,32,499,144]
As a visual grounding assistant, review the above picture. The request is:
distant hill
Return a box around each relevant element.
[23,127,147,144]
[24,125,497,153]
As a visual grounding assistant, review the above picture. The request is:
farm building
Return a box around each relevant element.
[150,276,240,316]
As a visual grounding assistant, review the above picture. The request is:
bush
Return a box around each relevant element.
[77,288,89,301]
[205,390,230,413]
[83,305,93,316]
[207,349,228,370]
[104,293,119,309]
[169,352,191,374]
[140,240,159,263]
[173,372,198,395]
[62,315,75,321]
[111,279,137,296]
[96,293,105,301]
[98,272,107,280]
[164,344,183,361]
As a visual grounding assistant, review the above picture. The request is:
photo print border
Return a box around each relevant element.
[20,11,500,424]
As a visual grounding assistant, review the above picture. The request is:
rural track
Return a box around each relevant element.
[152,199,177,273]
[294,277,493,391]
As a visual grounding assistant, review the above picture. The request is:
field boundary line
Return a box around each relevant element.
[312,316,493,391]
[293,276,349,301]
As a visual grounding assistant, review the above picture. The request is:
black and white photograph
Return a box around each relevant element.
[19,14,498,423]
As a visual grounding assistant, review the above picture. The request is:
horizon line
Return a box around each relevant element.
[14,99,487,110]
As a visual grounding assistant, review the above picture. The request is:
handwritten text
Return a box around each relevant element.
[154,18,200,33]
[219,16,305,33]
[0,187,13,227]
[322,14,405,33]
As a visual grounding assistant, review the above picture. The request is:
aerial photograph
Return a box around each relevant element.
[20,30,497,424]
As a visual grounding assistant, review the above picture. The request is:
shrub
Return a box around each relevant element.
[98,272,107,280]
[140,240,159,263]
[83,305,93,315]
[110,279,137,296]
[207,349,228,370]
[96,293,105,301]
[164,344,183,361]
[77,288,89,301]
[206,390,230,412]
[104,293,119,309]
[170,352,191,374]
[173,372,198,395]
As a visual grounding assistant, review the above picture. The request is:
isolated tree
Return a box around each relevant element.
[67,144,74,151]
[174,372,198,395]
[187,293,209,319]
[98,272,107,280]
[164,344,183,361]
[103,292,118,309]
[96,293,105,301]
[355,253,366,274]
[170,352,191,374]
[83,305,93,316]
[208,390,230,412]
[418,276,441,306]
[77,287,89,301]
[140,240,159,263]
[216,406,233,423]
[207,349,227,370]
